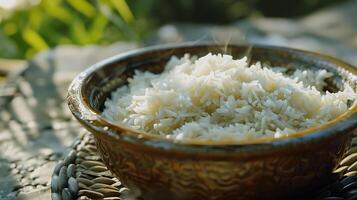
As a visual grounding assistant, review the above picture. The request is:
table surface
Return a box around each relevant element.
[0,1,356,199]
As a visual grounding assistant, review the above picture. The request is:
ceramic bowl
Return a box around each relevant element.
[67,43,357,200]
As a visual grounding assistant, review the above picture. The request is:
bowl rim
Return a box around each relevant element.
[67,42,357,151]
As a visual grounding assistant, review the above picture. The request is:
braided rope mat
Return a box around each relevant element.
[51,132,357,200]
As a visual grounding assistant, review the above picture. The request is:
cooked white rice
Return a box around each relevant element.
[102,53,356,141]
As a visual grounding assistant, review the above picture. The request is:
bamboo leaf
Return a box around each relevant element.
[109,0,134,23]
[71,20,90,44]
[67,0,96,17]
[22,28,48,51]
[89,14,108,42]
[29,7,43,29]
[45,5,73,23]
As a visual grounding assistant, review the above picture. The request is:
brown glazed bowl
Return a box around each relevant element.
[67,43,357,200]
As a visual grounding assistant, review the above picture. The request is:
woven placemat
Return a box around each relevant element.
[51,132,357,200]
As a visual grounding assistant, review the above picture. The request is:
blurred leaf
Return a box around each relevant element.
[45,4,73,23]
[97,0,138,40]
[109,0,134,23]
[25,48,36,58]
[89,14,108,42]
[22,28,48,51]
[71,20,90,44]
[67,0,96,17]
[29,7,43,29]
[58,37,72,44]
[3,22,17,35]
[42,0,62,6]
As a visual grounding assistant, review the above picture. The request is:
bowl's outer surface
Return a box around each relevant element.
[67,43,357,200]
[95,131,349,200]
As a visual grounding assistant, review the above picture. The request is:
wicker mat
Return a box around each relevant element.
[51,132,357,200]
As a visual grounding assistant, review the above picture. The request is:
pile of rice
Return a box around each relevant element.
[103,53,356,141]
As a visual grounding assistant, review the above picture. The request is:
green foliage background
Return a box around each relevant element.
[0,0,153,59]
[0,0,347,59]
